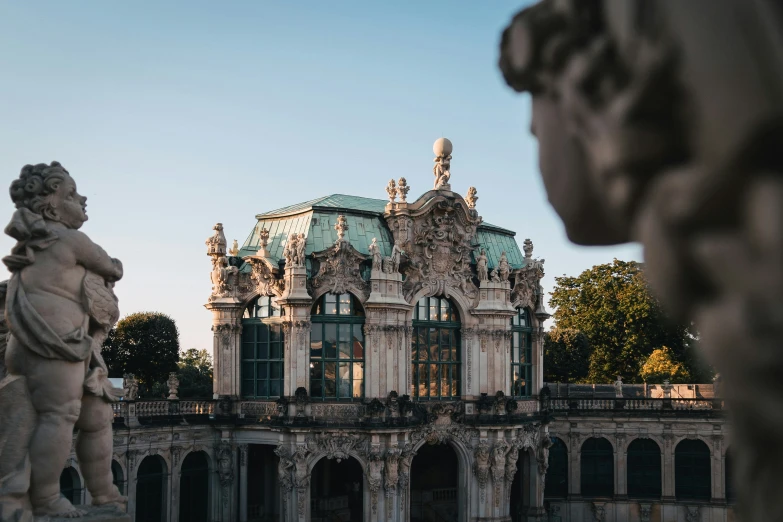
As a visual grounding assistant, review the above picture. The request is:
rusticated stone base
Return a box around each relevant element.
[38,505,131,522]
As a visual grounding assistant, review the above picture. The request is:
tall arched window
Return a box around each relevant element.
[111,460,125,495]
[511,308,533,397]
[241,296,285,398]
[627,438,662,499]
[581,437,614,497]
[675,439,711,501]
[412,296,461,400]
[180,451,210,522]
[310,293,365,400]
[545,437,568,498]
[59,467,82,505]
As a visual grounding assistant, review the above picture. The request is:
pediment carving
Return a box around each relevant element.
[309,216,370,301]
[395,195,482,302]
[243,255,284,297]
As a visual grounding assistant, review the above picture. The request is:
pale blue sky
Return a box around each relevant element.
[0,1,641,351]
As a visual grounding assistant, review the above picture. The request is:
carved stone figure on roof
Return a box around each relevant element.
[0,162,127,518]
[283,233,298,266]
[476,249,489,282]
[211,255,238,297]
[390,240,403,273]
[228,239,239,257]
[433,138,453,190]
[296,233,306,267]
[369,237,382,271]
[466,186,478,209]
[490,268,500,283]
[123,373,139,401]
[498,251,510,282]
[311,217,370,300]
[206,222,227,256]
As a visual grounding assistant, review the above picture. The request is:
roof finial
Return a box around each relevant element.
[433,138,453,190]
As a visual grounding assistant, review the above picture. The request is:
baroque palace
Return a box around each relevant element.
[65,140,732,522]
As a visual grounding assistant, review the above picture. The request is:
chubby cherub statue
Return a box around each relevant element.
[0,162,126,519]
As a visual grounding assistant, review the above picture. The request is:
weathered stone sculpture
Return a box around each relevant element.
[476,249,489,282]
[0,162,126,519]
[499,1,783,518]
[369,237,382,271]
[433,138,452,190]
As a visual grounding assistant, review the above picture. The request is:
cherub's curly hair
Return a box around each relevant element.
[9,162,70,218]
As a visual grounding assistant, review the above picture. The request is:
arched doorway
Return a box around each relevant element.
[180,451,209,522]
[247,445,280,521]
[59,467,83,505]
[111,460,125,495]
[136,455,167,522]
[509,447,534,522]
[410,443,459,522]
[311,456,363,521]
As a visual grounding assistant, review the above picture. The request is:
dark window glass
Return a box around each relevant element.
[179,452,209,522]
[627,439,662,499]
[675,439,711,501]
[545,437,568,498]
[511,308,533,397]
[411,296,461,400]
[581,437,614,497]
[310,293,365,400]
[240,296,285,399]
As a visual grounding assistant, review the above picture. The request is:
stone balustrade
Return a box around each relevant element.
[548,397,722,411]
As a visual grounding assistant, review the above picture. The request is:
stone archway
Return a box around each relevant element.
[310,456,364,521]
[410,443,459,522]
[247,444,280,521]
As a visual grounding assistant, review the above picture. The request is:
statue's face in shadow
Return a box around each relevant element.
[531,95,629,246]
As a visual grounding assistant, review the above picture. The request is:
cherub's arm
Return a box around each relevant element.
[65,230,123,281]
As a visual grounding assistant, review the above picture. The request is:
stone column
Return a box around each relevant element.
[126,450,141,521]
[568,435,581,498]
[277,265,312,402]
[239,444,248,522]
[169,448,182,522]
[205,299,244,401]
[615,434,628,499]
[711,434,724,502]
[662,435,676,501]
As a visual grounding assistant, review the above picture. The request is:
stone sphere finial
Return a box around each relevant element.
[433,137,453,158]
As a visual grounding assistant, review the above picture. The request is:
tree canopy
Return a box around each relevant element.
[548,259,707,383]
[102,312,180,395]
[176,348,214,399]
[543,328,590,383]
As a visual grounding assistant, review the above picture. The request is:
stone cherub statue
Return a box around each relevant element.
[0,162,126,518]
[433,138,453,189]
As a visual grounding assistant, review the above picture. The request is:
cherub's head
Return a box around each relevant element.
[10,162,87,229]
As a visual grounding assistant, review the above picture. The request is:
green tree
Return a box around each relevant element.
[549,259,696,383]
[176,349,214,398]
[640,347,691,383]
[543,328,591,383]
[102,312,180,396]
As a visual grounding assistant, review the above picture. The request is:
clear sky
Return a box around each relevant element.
[0,1,642,352]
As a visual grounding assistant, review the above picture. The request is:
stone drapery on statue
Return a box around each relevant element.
[499,1,783,519]
[0,162,126,520]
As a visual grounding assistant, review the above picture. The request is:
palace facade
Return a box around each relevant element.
[63,140,733,522]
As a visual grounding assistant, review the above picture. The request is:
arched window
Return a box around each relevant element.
[111,460,125,495]
[136,456,166,522]
[627,438,661,499]
[545,437,568,498]
[241,296,285,398]
[180,452,210,522]
[675,439,711,501]
[411,296,461,400]
[581,437,614,497]
[511,308,533,397]
[310,293,365,400]
[725,448,736,504]
[59,467,82,505]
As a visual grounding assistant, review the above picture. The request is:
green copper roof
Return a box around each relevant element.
[239,194,526,270]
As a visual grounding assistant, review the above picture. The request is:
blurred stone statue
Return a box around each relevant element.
[0,162,126,519]
[369,237,382,271]
[476,249,489,282]
[499,1,783,518]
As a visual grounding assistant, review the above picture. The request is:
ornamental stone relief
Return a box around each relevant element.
[305,431,369,462]
[511,239,545,310]
[310,215,370,301]
[310,403,366,419]
[397,197,481,302]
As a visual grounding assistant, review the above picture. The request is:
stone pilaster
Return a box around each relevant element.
[239,444,248,522]
[662,434,676,501]
[278,265,313,400]
[205,298,244,400]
